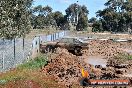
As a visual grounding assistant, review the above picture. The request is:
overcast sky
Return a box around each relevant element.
[33,0,107,19]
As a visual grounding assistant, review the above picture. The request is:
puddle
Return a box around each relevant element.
[85,56,107,67]
[125,49,132,54]
[123,69,132,77]
[123,74,132,77]
[120,48,132,54]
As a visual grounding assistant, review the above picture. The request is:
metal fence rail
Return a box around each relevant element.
[0,30,69,72]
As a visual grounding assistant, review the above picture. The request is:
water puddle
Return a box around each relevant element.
[85,56,107,67]
[123,74,132,77]
[125,49,132,54]
[120,48,132,54]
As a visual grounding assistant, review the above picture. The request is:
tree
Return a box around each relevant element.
[65,3,79,23]
[65,3,89,31]
[0,0,33,59]
[92,19,104,32]
[52,11,63,26]
[94,0,132,33]
[42,5,52,17]
[88,17,97,23]
[32,5,53,29]
[33,5,43,15]
[77,15,88,31]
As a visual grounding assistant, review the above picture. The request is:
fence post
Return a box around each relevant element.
[2,51,4,69]
[58,32,60,38]
[64,30,66,36]
[13,38,16,60]
[46,34,47,42]
[23,38,25,59]
[53,34,54,41]
[55,33,56,40]
[38,36,40,52]
[51,34,52,41]
[2,38,5,69]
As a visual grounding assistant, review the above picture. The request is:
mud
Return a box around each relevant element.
[41,39,132,87]
[88,40,131,58]
[41,48,91,86]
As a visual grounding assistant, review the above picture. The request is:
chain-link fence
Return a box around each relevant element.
[0,30,70,72]
[0,39,32,72]
[40,30,69,42]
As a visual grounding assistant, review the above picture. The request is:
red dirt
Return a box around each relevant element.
[41,48,90,86]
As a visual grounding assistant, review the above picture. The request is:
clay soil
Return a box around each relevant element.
[41,39,132,87]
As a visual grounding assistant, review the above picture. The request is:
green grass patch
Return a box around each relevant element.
[0,75,25,85]
[0,54,48,84]
[17,54,48,70]
[114,53,132,60]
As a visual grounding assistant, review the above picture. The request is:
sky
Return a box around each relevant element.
[33,0,107,19]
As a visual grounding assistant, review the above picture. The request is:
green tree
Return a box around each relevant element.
[92,20,103,32]
[95,0,132,33]
[32,5,53,29]
[0,0,33,59]
[65,3,89,31]
[88,17,97,23]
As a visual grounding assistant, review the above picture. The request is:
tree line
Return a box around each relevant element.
[89,0,132,33]
[31,3,89,31]
[1,0,131,39]
[31,5,68,29]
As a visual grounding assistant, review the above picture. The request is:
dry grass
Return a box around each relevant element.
[0,68,82,88]
[69,30,132,39]
[0,69,67,88]
[25,29,61,39]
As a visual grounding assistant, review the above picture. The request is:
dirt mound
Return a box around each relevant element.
[40,40,132,87]
[88,40,130,58]
[104,58,132,84]
[41,48,90,86]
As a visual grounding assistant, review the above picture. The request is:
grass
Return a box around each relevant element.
[0,54,48,85]
[0,53,69,88]
[25,29,61,39]
[0,53,79,88]
[114,53,132,60]
[17,54,48,70]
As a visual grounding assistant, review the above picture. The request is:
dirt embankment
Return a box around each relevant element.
[41,48,90,87]
[88,40,132,58]
[87,40,132,85]
[41,40,132,87]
